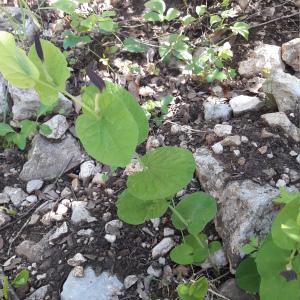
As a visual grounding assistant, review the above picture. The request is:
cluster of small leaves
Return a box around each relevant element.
[0,270,29,300]
[51,0,117,48]
[0,120,49,150]
[142,95,173,126]
[177,277,208,300]
[187,42,236,82]
[144,0,180,22]
[236,189,300,300]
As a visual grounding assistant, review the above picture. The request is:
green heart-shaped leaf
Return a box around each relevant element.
[127,146,195,200]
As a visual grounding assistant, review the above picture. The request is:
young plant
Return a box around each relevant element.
[144,0,180,23]
[142,95,174,126]
[187,42,236,82]
[177,277,208,300]
[236,189,300,300]
[0,30,217,299]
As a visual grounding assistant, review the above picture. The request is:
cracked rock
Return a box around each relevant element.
[229,95,265,115]
[71,201,97,224]
[3,186,27,207]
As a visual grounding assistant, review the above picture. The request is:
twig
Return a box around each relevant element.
[0,266,20,300]
[208,288,231,300]
[7,218,30,255]
[250,11,300,29]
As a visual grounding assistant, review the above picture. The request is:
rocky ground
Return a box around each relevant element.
[0,0,300,299]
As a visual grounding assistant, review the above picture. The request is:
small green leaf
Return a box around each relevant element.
[123,38,148,53]
[3,276,9,300]
[210,15,222,26]
[177,277,208,300]
[12,270,29,288]
[127,147,195,201]
[181,15,196,26]
[117,190,169,225]
[98,18,118,33]
[145,0,166,14]
[170,244,195,265]
[165,8,180,21]
[0,31,40,88]
[196,5,207,17]
[171,192,217,235]
[236,257,260,294]
[230,22,250,40]
[144,11,163,22]
[0,123,14,136]
[63,30,92,49]
[40,124,52,135]
[28,39,70,105]
[209,241,221,253]
[51,0,77,14]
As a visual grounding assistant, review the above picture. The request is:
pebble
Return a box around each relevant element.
[258,146,268,155]
[73,266,84,277]
[297,154,300,164]
[290,170,300,182]
[0,193,10,204]
[104,234,116,243]
[158,257,166,265]
[105,220,123,235]
[49,222,68,241]
[36,273,47,281]
[102,212,112,222]
[61,187,72,198]
[67,253,87,267]
[26,179,43,193]
[79,160,97,185]
[147,265,162,278]
[124,275,139,289]
[238,157,246,166]
[267,153,274,159]
[221,135,241,146]
[152,238,175,258]
[170,124,181,135]
[150,218,160,230]
[26,195,38,204]
[281,174,290,184]
[213,124,232,137]
[290,150,298,156]
[276,179,286,188]
[163,228,175,237]
[241,136,249,143]
[77,229,94,237]
[212,142,223,154]
[56,203,68,215]
[3,187,27,208]
[233,150,240,157]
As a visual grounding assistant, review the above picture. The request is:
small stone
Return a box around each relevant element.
[72,178,80,192]
[36,273,47,281]
[77,229,94,237]
[139,86,155,97]
[238,157,246,166]
[258,146,268,154]
[282,38,300,72]
[67,253,87,267]
[281,174,290,184]
[296,155,300,164]
[290,150,298,156]
[124,275,138,289]
[267,153,274,159]
[92,173,106,185]
[61,187,72,198]
[49,222,68,241]
[26,285,50,300]
[152,238,175,258]
[158,257,166,265]
[3,186,27,207]
[262,168,277,179]
[233,150,240,157]
[104,234,116,243]
[40,115,69,139]
[163,228,175,237]
[203,97,232,121]
[26,195,38,204]
[229,95,264,115]
[214,124,232,137]
[71,201,97,224]
[105,220,123,235]
[73,266,84,277]
[261,128,274,138]
[150,218,160,230]
[290,170,300,183]
[147,265,162,278]
[29,214,40,226]
[221,135,241,147]
[0,211,11,227]
[170,124,181,135]
[56,203,68,215]
[26,180,43,193]
[241,136,249,143]
[276,179,286,188]
[212,142,223,154]
[102,212,112,222]
[219,279,256,300]
[79,161,97,185]
[0,193,10,204]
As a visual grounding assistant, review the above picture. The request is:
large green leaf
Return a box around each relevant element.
[145,0,166,14]
[177,277,208,300]
[171,192,217,235]
[127,147,195,201]
[272,200,300,250]
[235,257,260,294]
[28,39,70,105]
[116,190,169,225]
[76,94,138,167]
[0,31,39,88]
[81,82,148,144]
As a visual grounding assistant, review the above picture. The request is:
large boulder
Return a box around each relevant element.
[194,147,297,269]
[20,134,84,181]
[263,71,300,114]
[238,44,285,77]
[8,86,73,121]
[282,38,300,72]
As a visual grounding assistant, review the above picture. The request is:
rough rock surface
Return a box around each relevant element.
[3,186,27,208]
[194,147,294,268]
[203,97,232,121]
[229,95,265,115]
[263,71,300,113]
[40,115,69,140]
[238,44,285,77]
[261,112,300,142]
[281,38,300,72]
[60,267,123,300]
[71,201,97,224]
[8,86,73,120]
[20,134,84,181]
[0,75,7,121]
[25,285,50,300]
